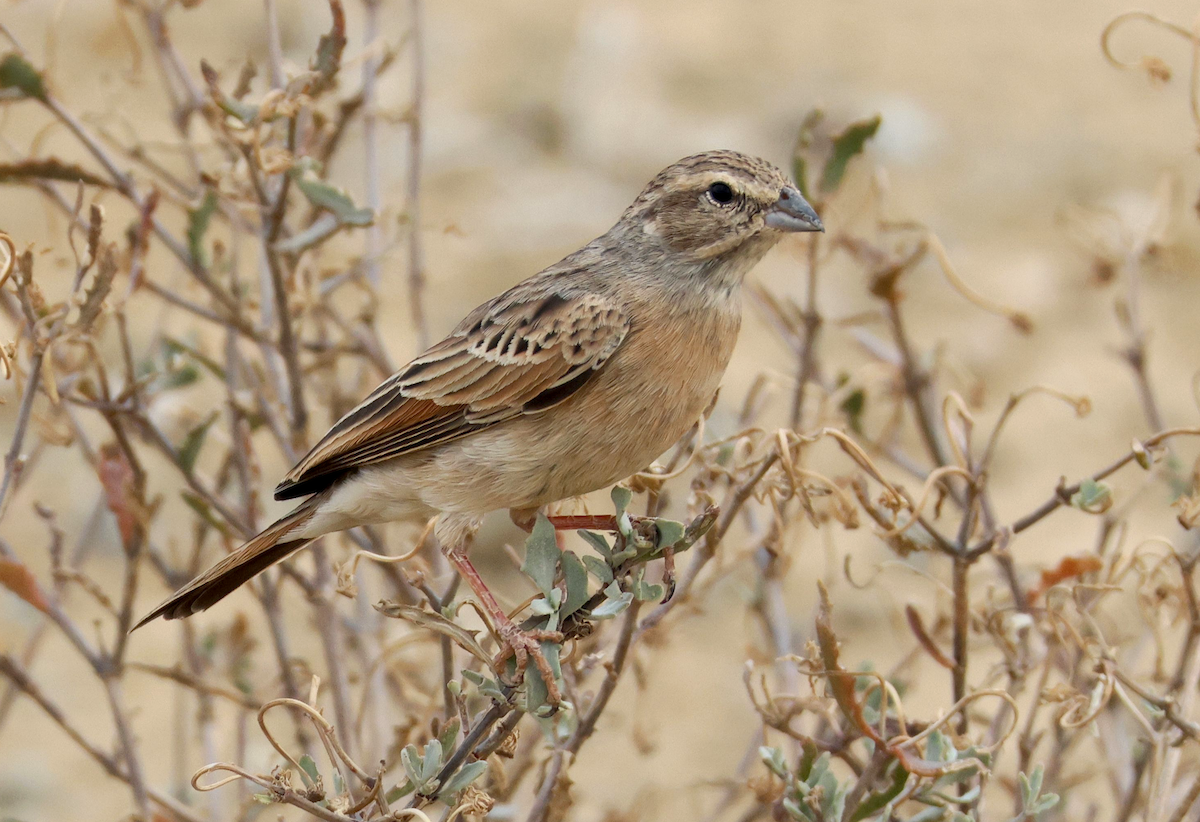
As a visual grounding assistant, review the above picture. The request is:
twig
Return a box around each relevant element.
[405,0,429,350]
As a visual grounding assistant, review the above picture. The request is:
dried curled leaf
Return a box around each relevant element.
[375,601,496,673]
[1028,555,1104,602]
[74,242,117,331]
[0,557,50,614]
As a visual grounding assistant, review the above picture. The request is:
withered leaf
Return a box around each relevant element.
[375,601,496,673]
[75,242,118,331]
[0,158,111,189]
[0,557,50,614]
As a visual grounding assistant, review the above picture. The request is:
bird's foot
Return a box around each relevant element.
[494,621,565,705]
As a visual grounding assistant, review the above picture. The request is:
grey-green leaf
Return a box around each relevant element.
[178,412,219,473]
[654,519,685,551]
[589,591,633,619]
[294,175,374,226]
[297,754,320,788]
[560,550,590,616]
[186,190,219,268]
[521,514,560,598]
[437,760,487,800]
[400,745,423,787]
[578,529,611,558]
[582,554,613,584]
[1070,479,1113,514]
[611,485,632,516]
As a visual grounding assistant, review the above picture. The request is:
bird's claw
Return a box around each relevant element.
[494,622,565,706]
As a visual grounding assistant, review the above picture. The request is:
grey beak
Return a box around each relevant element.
[765,186,824,233]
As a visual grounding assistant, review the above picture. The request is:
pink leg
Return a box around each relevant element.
[441,540,563,704]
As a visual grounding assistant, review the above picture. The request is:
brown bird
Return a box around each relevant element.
[135,150,822,692]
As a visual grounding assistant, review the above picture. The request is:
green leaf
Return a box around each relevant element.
[791,109,823,201]
[178,412,219,473]
[560,550,590,616]
[186,190,219,268]
[461,668,505,702]
[0,53,47,102]
[180,492,234,537]
[384,782,415,802]
[437,760,487,800]
[582,554,612,584]
[252,792,274,804]
[293,174,374,226]
[796,738,819,781]
[1070,479,1113,514]
[297,754,320,788]
[521,515,560,598]
[792,155,810,202]
[820,114,881,194]
[851,762,908,821]
[162,337,227,382]
[437,718,460,755]
[311,0,347,88]
[840,389,866,434]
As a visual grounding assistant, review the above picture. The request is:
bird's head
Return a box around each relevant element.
[618,150,823,268]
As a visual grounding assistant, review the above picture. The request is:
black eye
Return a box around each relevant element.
[707,181,734,205]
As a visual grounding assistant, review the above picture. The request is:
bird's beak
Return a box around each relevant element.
[765,186,824,233]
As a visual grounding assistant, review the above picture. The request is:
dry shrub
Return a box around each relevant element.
[0,4,1199,822]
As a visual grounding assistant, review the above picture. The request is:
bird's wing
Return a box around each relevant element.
[274,288,630,500]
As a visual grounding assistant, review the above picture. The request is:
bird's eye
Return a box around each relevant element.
[707,181,735,205]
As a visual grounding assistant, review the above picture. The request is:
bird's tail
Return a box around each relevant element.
[132,495,325,630]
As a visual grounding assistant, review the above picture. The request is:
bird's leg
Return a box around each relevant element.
[440,538,563,704]
[544,514,619,531]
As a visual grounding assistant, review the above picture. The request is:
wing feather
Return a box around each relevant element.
[274,288,630,500]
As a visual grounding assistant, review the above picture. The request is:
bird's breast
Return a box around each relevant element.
[381,291,742,517]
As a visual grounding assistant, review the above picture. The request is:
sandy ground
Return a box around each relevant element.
[2,0,1200,819]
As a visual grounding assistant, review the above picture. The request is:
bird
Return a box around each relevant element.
[134,150,823,696]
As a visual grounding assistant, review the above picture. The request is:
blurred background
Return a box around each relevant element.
[2,0,1200,819]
